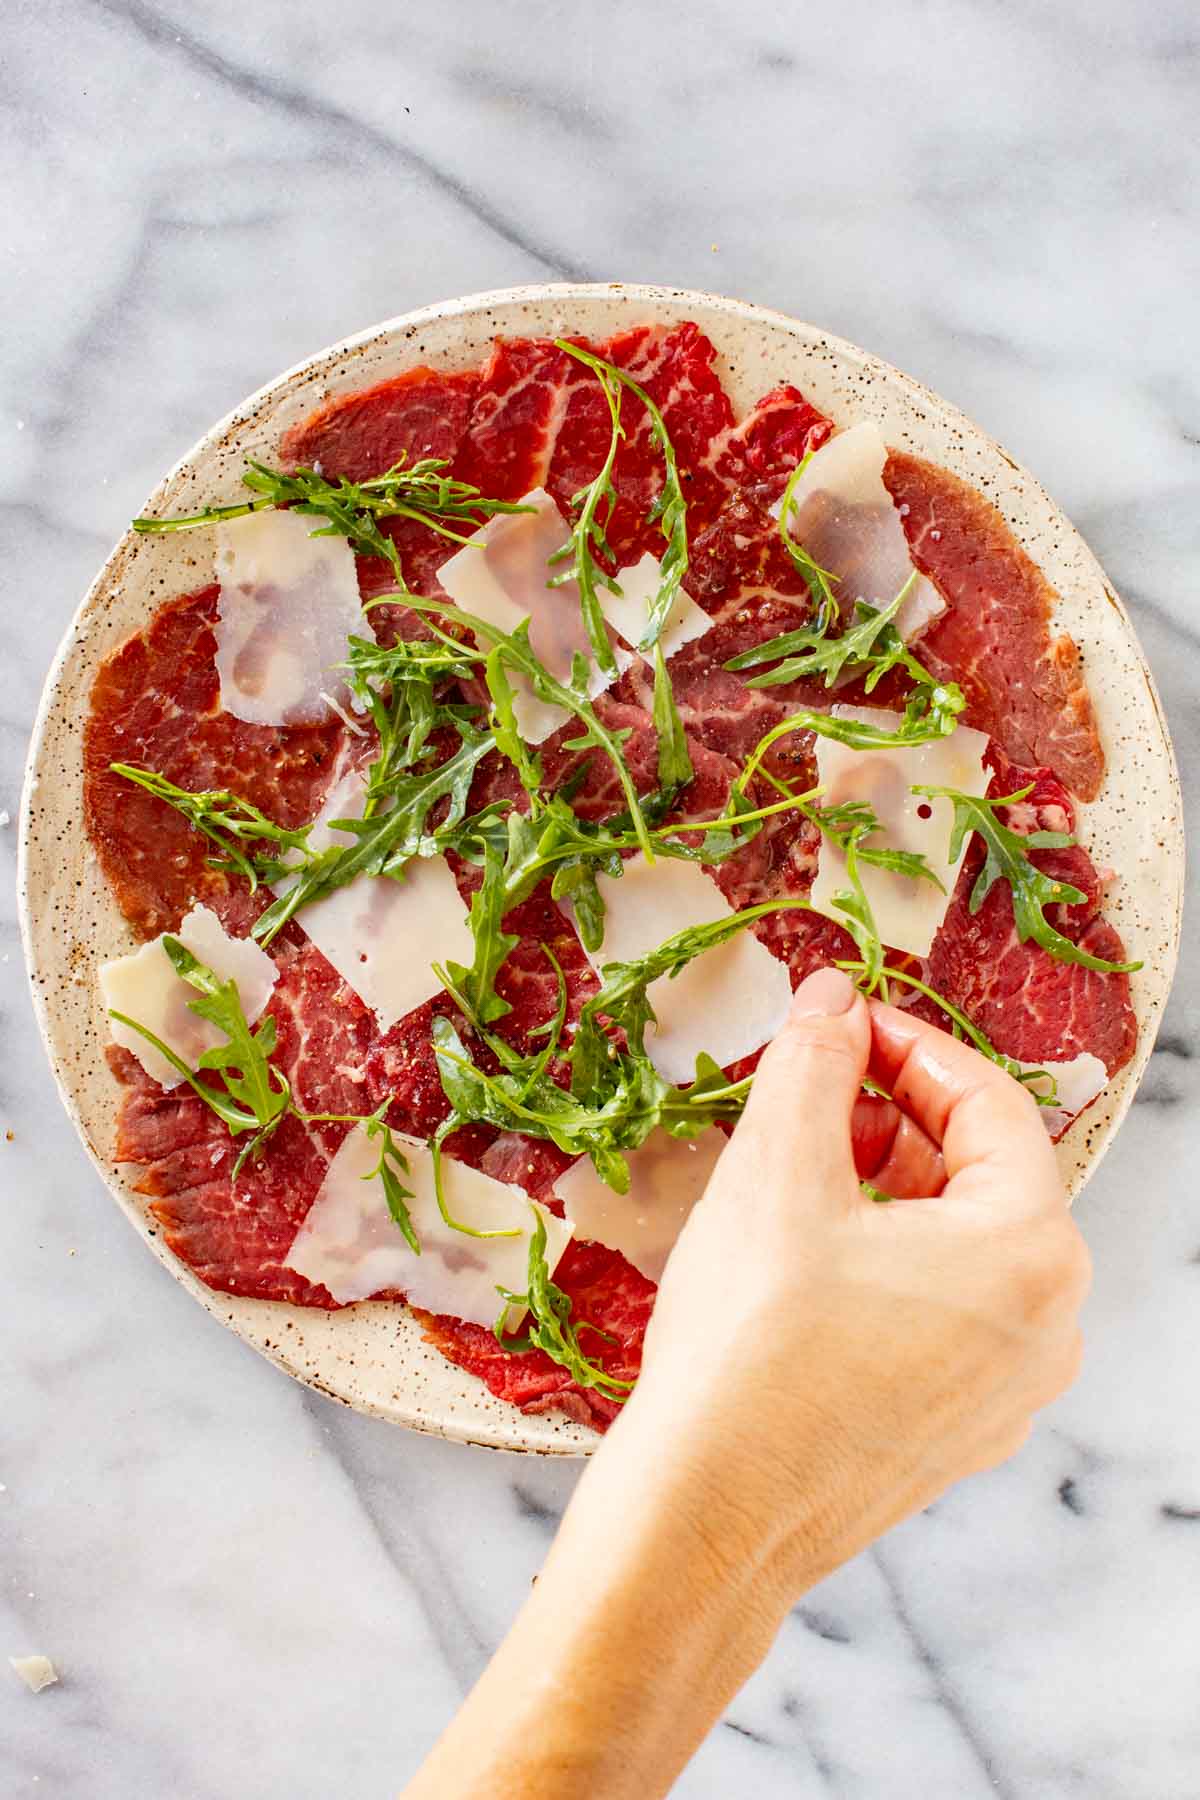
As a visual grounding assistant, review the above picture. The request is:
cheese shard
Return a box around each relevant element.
[593,551,712,661]
[9,1655,58,1694]
[283,1122,573,1328]
[811,705,990,959]
[584,856,793,1085]
[779,421,944,642]
[1019,1053,1108,1138]
[272,768,472,1031]
[101,904,277,1090]
[213,509,368,726]
[438,490,701,743]
[555,1127,725,1282]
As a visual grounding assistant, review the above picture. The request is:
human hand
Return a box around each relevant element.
[403,966,1091,1800]
[623,963,1091,1602]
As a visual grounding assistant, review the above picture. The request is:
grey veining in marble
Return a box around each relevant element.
[3,2,1198,1794]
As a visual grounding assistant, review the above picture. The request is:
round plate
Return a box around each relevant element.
[19,283,1184,1455]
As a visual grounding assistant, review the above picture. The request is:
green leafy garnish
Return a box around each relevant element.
[913,785,1143,975]
[109,764,314,892]
[494,1209,633,1402]
[726,581,950,704]
[341,631,484,814]
[773,450,842,610]
[360,1107,421,1253]
[252,723,497,945]
[431,897,814,1191]
[545,353,625,677]
[398,598,660,862]
[553,340,689,653]
[110,936,293,1174]
[133,456,533,591]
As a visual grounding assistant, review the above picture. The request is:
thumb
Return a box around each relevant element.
[734,966,870,1205]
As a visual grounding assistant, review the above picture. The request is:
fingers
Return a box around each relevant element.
[852,1096,947,1197]
[871,1113,947,1199]
[866,1000,1062,1207]
[733,967,871,1209]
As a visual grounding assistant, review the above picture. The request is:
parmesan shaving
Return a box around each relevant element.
[284,1122,573,1328]
[101,905,278,1090]
[811,706,990,959]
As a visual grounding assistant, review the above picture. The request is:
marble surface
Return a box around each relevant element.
[3,2,1197,1793]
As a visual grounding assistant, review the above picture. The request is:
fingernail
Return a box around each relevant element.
[791,966,857,1018]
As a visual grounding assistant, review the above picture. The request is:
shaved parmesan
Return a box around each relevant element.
[555,1127,725,1282]
[9,1655,58,1694]
[101,904,277,1089]
[585,857,793,1084]
[273,769,472,1031]
[438,490,703,742]
[779,421,944,642]
[284,1122,573,1328]
[812,706,990,959]
[214,509,369,726]
[1019,1053,1108,1137]
[593,551,712,660]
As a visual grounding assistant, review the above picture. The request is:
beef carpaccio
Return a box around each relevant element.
[84,320,1137,1429]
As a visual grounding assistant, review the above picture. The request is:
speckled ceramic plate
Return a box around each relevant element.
[19,283,1184,1455]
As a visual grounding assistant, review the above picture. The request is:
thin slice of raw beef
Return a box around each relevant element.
[884,451,1105,800]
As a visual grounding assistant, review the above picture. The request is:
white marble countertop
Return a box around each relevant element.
[3,4,1197,1794]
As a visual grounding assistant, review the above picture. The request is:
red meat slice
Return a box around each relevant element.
[922,750,1135,1077]
[417,1239,653,1430]
[112,931,381,1304]
[280,366,478,482]
[702,382,833,507]
[884,452,1105,800]
[83,587,343,940]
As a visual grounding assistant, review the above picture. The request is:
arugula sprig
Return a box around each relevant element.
[398,597,661,861]
[109,765,315,892]
[432,897,815,1192]
[494,1209,633,1403]
[553,340,690,653]
[110,936,293,1174]
[133,456,533,591]
[913,785,1143,975]
[726,580,951,706]
[800,801,945,996]
[253,721,498,944]
[545,352,625,677]
[341,631,484,813]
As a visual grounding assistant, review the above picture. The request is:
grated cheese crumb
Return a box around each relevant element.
[9,1655,58,1693]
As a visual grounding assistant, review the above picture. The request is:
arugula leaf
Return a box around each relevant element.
[110,936,293,1174]
[774,450,842,610]
[494,1208,633,1402]
[650,643,694,794]
[733,682,966,778]
[359,1106,421,1254]
[109,764,314,892]
[440,823,523,1024]
[252,723,497,944]
[400,599,660,861]
[553,340,689,653]
[914,784,1143,975]
[806,801,945,890]
[545,353,625,677]
[133,456,534,591]
[727,584,944,700]
[341,631,484,813]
